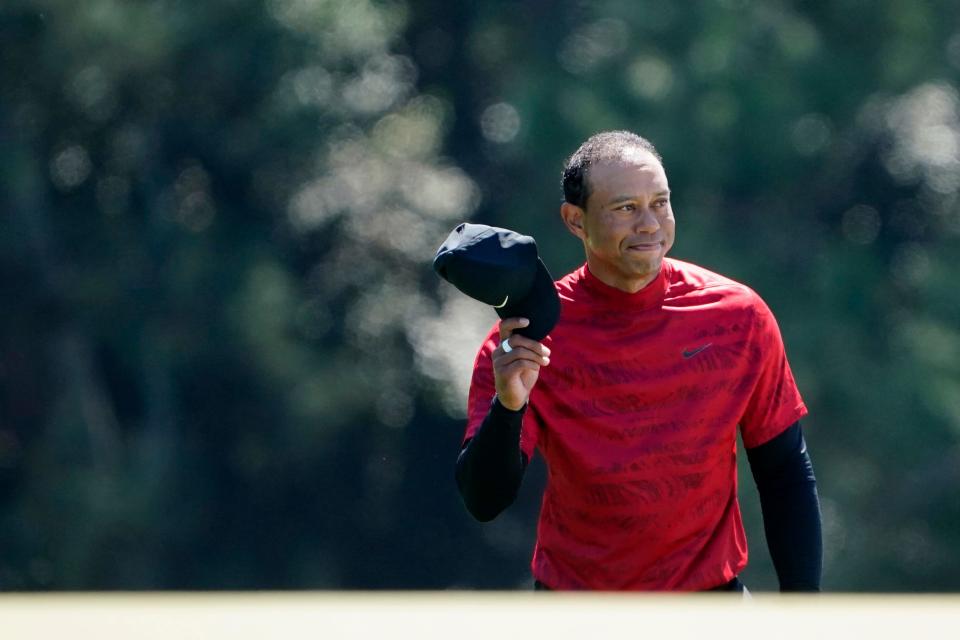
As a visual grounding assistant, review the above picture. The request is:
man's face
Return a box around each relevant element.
[563,149,675,292]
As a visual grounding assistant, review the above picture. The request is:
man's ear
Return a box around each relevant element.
[560,202,586,240]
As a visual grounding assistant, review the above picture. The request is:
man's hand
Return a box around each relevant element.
[493,317,551,411]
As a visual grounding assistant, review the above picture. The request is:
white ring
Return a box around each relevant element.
[501,339,513,353]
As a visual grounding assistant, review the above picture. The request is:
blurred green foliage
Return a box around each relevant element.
[1,0,959,590]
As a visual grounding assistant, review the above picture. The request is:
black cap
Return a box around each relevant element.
[433,223,560,341]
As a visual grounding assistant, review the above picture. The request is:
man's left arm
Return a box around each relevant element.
[745,421,823,592]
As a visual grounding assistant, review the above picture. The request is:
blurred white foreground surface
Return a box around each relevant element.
[1,592,957,639]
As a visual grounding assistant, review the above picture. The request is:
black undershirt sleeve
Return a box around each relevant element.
[455,397,529,522]
[745,421,823,592]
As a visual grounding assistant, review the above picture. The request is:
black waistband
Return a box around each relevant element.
[533,576,744,592]
[707,576,745,592]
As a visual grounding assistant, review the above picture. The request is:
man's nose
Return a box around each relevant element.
[633,207,659,233]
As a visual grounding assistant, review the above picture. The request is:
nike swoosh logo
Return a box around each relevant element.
[682,343,712,359]
[492,295,509,308]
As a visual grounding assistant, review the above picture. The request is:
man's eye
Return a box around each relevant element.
[617,204,635,211]
[653,199,669,208]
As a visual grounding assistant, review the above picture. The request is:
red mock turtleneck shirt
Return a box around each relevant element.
[465,258,807,590]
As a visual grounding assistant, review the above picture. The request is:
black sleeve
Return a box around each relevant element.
[745,421,823,592]
[455,397,530,522]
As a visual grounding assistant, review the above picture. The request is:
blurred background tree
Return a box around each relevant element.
[1,0,958,590]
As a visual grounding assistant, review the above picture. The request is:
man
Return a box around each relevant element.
[456,131,822,592]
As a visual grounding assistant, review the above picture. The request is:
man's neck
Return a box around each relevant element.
[586,260,662,294]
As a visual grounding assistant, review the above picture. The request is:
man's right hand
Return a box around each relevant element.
[493,317,551,411]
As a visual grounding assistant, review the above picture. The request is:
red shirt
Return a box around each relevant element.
[465,258,807,590]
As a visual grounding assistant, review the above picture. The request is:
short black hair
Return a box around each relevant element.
[561,131,662,208]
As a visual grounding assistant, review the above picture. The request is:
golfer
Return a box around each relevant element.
[455,131,822,592]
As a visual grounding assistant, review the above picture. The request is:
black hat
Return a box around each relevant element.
[433,223,560,341]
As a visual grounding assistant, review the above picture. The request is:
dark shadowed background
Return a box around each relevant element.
[1,0,959,591]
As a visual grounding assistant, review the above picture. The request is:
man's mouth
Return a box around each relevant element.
[627,241,662,251]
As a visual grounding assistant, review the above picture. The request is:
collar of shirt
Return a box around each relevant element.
[579,259,671,310]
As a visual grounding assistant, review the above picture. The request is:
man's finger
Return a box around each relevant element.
[499,317,530,340]
[495,343,550,366]
[501,359,542,374]
[499,334,551,358]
